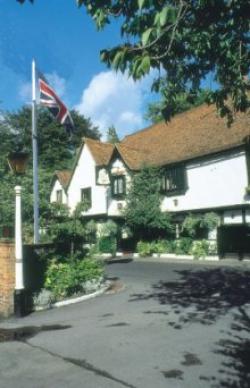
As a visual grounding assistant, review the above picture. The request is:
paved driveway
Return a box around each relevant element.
[0,259,250,388]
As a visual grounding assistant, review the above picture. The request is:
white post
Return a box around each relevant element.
[15,186,24,290]
[32,59,39,244]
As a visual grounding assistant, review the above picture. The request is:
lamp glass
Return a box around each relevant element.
[8,152,29,175]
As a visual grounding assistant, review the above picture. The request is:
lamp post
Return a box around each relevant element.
[8,151,29,317]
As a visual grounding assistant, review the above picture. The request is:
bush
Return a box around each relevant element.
[151,240,168,254]
[182,213,219,238]
[190,240,209,259]
[174,238,193,255]
[149,239,175,254]
[98,220,118,238]
[136,241,152,256]
[98,236,117,255]
[45,257,104,299]
[84,220,97,243]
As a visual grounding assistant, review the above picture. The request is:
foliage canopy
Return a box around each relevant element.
[124,166,172,239]
[0,107,99,238]
[18,1,250,123]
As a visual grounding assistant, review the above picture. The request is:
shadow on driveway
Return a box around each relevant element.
[129,267,250,387]
[129,267,250,325]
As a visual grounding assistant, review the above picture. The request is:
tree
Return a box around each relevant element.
[0,106,99,240]
[18,1,250,123]
[3,107,100,171]
[145,89,210,123]
[124,166,172,240]
[106,125,120,143]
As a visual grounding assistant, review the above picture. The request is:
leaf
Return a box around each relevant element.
[167,7,178,24]
[138,0,145,10]
[142,28,153,46]
[112,51,125,70]
[154,12,160,26]
[100,50,108,62]
[140,55,151,74]
[159,7,169,26]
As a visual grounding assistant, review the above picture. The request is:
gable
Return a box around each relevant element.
[84,138,114,166]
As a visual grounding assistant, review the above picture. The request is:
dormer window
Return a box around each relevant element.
[111,176,126,198]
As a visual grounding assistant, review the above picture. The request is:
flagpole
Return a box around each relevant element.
[32,59,39,244]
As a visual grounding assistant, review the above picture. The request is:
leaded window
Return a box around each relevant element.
[111,176,126,198]
[161,165,186,195]
[56,189,63,203]
[81,187,92,209]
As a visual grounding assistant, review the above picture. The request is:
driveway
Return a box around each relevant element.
[0,258,250,388]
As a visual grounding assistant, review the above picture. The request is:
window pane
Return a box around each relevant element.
[112,176,125,197]
[81,188,92,208]
[56,190,62,203]
[118,177,124,194]
[162,166,185,193]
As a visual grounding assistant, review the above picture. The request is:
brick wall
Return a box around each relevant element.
[0,242,15,318]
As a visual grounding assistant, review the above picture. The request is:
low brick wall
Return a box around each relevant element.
[0,241,15,318]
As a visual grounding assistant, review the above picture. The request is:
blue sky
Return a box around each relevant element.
[0,0,157,139]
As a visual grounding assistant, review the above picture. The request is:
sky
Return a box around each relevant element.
[0,0,157,140]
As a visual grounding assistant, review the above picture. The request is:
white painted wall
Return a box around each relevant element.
[245,210,250,224]
[67,144,107,215]
[50,179,68,205]
[108,158,131,216]
[51,147,250,222]
[224,210,243,224]
[161,150,249,213]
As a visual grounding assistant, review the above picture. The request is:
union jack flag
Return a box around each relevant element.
[38,73,74,132]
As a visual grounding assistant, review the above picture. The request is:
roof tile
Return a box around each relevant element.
[84,137,114,166]
[120,104,250,169]
[55,170,72,189]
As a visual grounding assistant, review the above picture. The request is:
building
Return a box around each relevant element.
[50,104,250,255]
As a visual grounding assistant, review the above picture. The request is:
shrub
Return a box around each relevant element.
[174,237,193,255]
[136,241,152,257]
[151,240,168,254]
[150,239,176,254]
[182,214,200,237]
[98,220,118,238]
[201,212,220,230]
[84,220,97,243]
[190,240,209,259]
[45,257,104,299]
[182,213,219,238]
[98,236,117,255]
[124,166,173,240]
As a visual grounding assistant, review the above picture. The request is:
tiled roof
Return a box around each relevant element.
[55,170,72,189]
[116,143,151,170]
[84,137,114,166]
[120,104,250,169]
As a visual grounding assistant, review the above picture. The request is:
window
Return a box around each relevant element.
[161,166,187,195]
[111,176,126,198]
[56,190,63,203]
[81,187,92,209]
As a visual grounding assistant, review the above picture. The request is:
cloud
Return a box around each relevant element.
[75,70,155,139]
